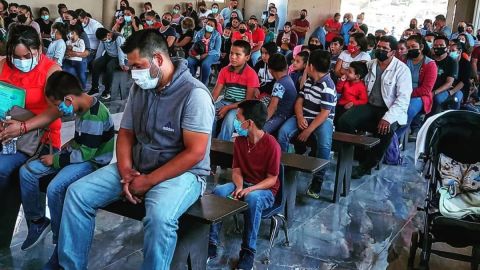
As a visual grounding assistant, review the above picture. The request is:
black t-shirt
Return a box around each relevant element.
[434,56,458,91]
[221,37,232,55]
[455,57,471,97]
[35,18,53,36]
[160,26,177,39]
[178,29,194,54]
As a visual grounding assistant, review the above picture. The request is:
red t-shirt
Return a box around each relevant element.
[232,133,281,195]
[232,31,253,43]
[325,18,341,42]
[217,64,260,102]
[143,22,162,29]
[472,46,480,70]
[293,18,310,38]
[251,28,265,45]
[336,80,368,106]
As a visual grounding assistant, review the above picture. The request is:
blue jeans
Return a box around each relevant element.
[277,116,334,179]
[209,182,274,252]
[187,54,220,85]
[19,160,96,243]
[263,114,289,134]
[251,50,261,66]
[396,97,423,139]
[0,151,28,192]
[432,90,463,114]
[58,163,202,270]
[63,59,87,90]
[297,36,306,45]
[213,99,237,141]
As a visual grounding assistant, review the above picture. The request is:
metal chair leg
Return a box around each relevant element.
[263,216,279,265]
[233,214,241,234]
[276,214,290,247]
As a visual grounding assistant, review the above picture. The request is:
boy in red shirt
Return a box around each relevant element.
[208,100,281,270]
[143,11,161,29]
[334,61,368,125]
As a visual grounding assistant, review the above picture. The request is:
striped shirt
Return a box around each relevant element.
[217,64,260,102]
[299,74,337,121]
[53,98,115,169]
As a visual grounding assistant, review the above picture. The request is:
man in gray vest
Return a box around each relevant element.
[56,29,215,270]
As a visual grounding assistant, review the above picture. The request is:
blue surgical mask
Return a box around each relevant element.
[131,63,161,90]
[449,51,459,60]
[13,56,39,73]
[212,8,219,14]
[124,15,132,23]
[205,25,214,33]
[146,20,154,26]
[233,118,248,137]
[41,15,49,21]
[58,99,74,116]
[426,41,433,49]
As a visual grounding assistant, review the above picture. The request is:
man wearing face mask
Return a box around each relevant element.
[340,13,354,45]
[451,21,475,47]
[448,40,470,107]
[338,36,413,178]
[78,9,103,68]
[182,2,199,27]
[112,7,142,40]
[58,29,215,270]
[292,9,310,45]
[220,0,243,27]
[430,36,458,114]
[197,1,211,20]
[248,16,265,66]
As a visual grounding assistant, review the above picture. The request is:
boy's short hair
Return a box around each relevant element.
[45,71,83,100]
[296,51,309,64]
[232,40,251,55]
[331,36,344,46]
[145,11,156,18]
[52,22,67,40]
[268,53,287,72]
[349,61,368,80]
[95,28,110,40]
[434,35,449,46]
[262,41,278,56]
[237,100,267,129]
[308,49,331,73]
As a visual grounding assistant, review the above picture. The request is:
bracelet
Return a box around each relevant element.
[23,122,28,133]
[19,122,26,136]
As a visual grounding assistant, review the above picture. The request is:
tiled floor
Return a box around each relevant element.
[0,98,475,270]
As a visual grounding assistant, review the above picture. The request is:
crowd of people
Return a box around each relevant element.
[0,0,479,269]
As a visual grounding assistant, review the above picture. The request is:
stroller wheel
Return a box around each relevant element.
[408,231,419,269]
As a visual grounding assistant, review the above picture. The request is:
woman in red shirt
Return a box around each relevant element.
[0,25,62,191]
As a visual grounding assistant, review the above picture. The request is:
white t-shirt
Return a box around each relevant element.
[66,39,85,62]
[198,10,212,19]
[82,18,104,50]
[338,50,371,70]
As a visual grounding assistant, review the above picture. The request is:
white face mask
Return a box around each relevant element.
[131,64,160,90]
[13,55,39,73]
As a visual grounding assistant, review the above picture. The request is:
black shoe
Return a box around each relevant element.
[207,243,217,263]
[351,165,372,179]
[87,88,99,95]
[306,179,322,199]
[237,248,254,270]
[100,92,111,100]
[21,218,51,251]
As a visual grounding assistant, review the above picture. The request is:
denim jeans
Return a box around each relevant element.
[213,99,237,141]
[432,90,463,114]
[396,97,423,139]
[19,160,96,243]
[58,163,202,270]
[187,54,220,85]
[63,59,87,90]
[251,50,261,66]
[277,116,334,180]
[297,36,306,45]
[209,182,274,252]
[92,54,119,94]
[263,114,289,134]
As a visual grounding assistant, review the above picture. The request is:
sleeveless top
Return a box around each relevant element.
[0,55,61,148]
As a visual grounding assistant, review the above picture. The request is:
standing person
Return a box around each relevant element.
[348,13,368,35]
[0,25,62,207]
[19,71,114,268]
[325,13,342,48]
[248,16,265,66]
[337,36,412,179]
[57,29,215,270]
[277,50,337,198]
[17,5,41,34]
[207,100,281,270]
[211,3,224,27]
[89,28,128,100]
[187,18,221,85]
[335,32,371,77]
[292,9,310,45]
[35,7,53,48]
[78,9,103,68]
[261,3,276,23]
[340,13,354,46]
[220,0,243,27]
[63,24,87,90]
[430,35,458,114]
[46,22,67,66]
[402,18,421,36]
[264,6,279,34]
[433,14,452,38]
[395,35,437,139]
[112,7,142,39]
[277,22,297,56]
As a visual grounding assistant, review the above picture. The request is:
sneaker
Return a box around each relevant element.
[100,93,111,100]
[207,243,217,263]
[42,246,60,270]
[306,180,322,199]
[351,165,372,179]
[21,217,51,251]
[87,88,99,95]
[237,249,254,270]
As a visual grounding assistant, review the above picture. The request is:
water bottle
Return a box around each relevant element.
[1,116,17,155]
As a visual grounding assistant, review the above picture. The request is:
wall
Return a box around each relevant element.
[452,0,477,27]
[286,0,341,38]
[23,0,103,24]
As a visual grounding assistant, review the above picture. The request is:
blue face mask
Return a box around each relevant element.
[449,51,459,60]
[205,25,214,33]
[124,15,132,23]
[58,99,74,116]
[13,56,39,73]
[233,118,248,137]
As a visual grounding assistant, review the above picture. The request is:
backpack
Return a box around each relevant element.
[383,133,402,165]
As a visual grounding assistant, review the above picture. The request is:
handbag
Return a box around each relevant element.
[7,105,46,157]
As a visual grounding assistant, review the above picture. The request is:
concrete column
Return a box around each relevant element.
[473,0,480,31]
[103,0,118,29]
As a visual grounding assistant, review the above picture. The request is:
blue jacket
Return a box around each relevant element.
[194,29,222,57]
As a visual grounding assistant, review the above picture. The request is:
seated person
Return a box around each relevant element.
[254,42,278,102]
[329,36,344,83]
[276,22,297,55]
[447,39,471,106]
[264,53,297,134]
[228,16,241,32]
[208,100,281,270]
[142,10,161,29]
[89,28,128,100]
[334,61,368,125]
[277,50,336,199]
[46,22,67,66]
[337,36,412,178]
[431,35,459,114]
[174,17,195,58]
[19,71,114,268]
[211,40,259,141]
[112,7,142,39]
[219,26,233,68]
[159,12,178,53]
[232,21,253,44]
[262,23,275,44]
[187,17,221,85]
[289,51,309,92]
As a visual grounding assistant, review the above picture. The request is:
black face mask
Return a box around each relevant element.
[162,19,170,26]
[187,7,193,11]
[232,5,238,9]
[120,6,126,11]
[406,49,420,59]
[433,47,446,56]
[17,14,27,23]
[248,23,255,30]
[300,15,306,20]
[477,34,480,40]
[375,49,389,62]
[458,26,465,33]
[9,13,17,19]
[309,44,322,51]
[409,23,416,29]
[200,8,206,12]
[270,13,275,17]
[63,19,70,25]
[239,28,246,34]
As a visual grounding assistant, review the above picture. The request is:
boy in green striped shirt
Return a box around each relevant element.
[18,71,114,261]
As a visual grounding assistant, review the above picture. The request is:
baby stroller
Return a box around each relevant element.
[409,110,480,269]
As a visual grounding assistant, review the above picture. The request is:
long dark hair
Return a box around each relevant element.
[6,24,41,68]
